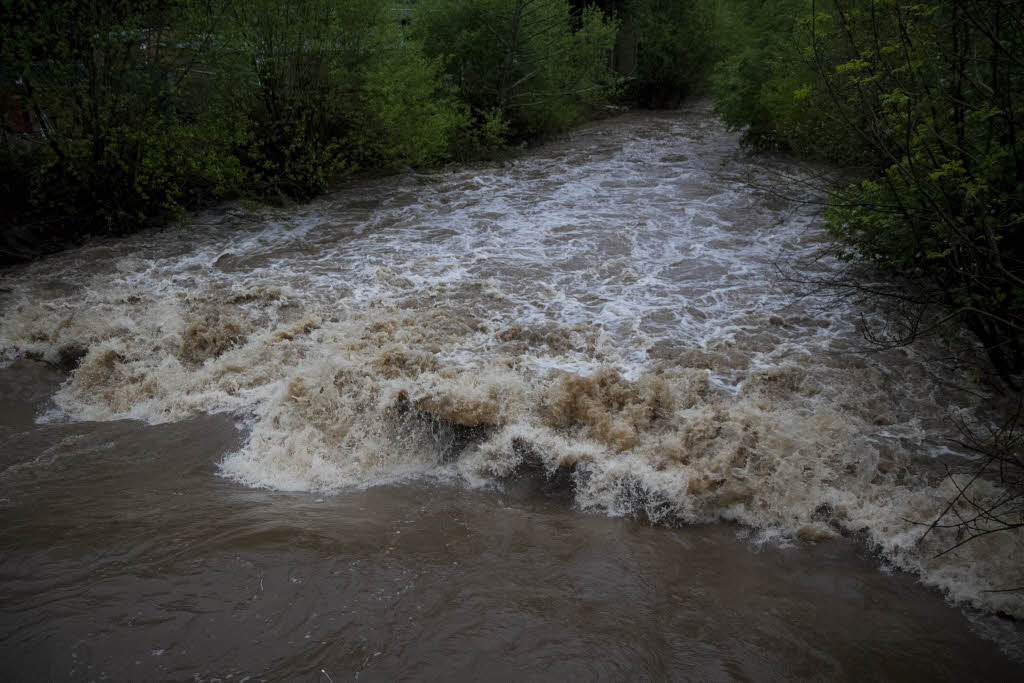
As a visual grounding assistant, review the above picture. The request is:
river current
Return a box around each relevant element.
[1,101,1022,678]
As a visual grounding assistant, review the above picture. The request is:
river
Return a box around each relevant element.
[1,101,1022,679]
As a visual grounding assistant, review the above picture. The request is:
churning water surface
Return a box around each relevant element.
[1,101,1022,679]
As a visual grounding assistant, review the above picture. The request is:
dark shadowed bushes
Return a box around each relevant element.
[0,0,245,258]
[711,0,1024,385]
[416,0,620,145]
[1,0,624,260]
[624,0,717,108]
[221,0,467,198]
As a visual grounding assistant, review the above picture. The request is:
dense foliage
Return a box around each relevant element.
[710,0,838,154]
[0,1,244,249]
[222,0,468,197]
[418,0,619,143]
[624,0,717,108]
[0,0,623,259]
[711,0,1024,384]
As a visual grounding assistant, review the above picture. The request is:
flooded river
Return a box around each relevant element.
[1,101,1022,678]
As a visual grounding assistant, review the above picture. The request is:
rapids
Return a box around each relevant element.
[1,101,1022,670]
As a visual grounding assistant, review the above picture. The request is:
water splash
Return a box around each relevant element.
[1,101,1020,618]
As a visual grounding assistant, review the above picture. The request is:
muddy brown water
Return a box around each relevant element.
[0,361,1019,680]
[1,101,1023,679]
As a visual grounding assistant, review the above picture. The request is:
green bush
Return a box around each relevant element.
[817,0,1024,380]
[417,0,620,143]
[709,0,850,157]
[625,0,717,108]
[1,0,245,252]
[0,0,472,254]
[355,30,470,170]
[708,0,1024,381]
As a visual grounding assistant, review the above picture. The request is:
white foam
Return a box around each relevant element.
[1,103,1019,619]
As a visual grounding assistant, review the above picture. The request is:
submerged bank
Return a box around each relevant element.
[1,101,1022,629]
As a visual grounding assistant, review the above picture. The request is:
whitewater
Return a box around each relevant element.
[2,100,1021,629]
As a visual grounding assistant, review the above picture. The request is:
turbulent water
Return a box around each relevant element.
[2,101,1023,675]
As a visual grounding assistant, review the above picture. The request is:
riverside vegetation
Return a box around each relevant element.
[0,0,621,255]
[707,0,1024,554]
[2,1,1023,574]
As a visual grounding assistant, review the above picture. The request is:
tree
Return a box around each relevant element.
[709,0,1024,562]
[808,0,1024,384]
[0,0,244,256]
[418,0,620,142]
[626,0,717,108]
[223,0,466,197]
[711,0,1024,385]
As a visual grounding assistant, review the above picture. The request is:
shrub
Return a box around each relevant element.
[417,0,620,143]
